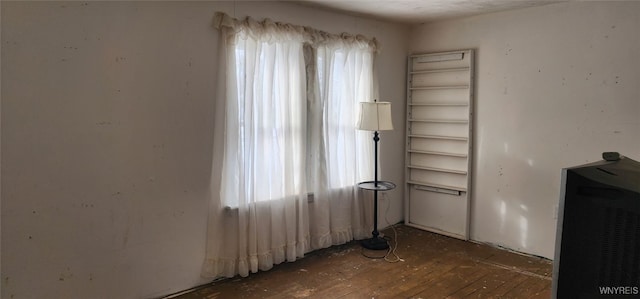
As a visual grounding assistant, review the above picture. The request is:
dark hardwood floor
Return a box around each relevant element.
[173,225,552,299]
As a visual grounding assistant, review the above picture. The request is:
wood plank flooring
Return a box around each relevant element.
[173,225,552,299]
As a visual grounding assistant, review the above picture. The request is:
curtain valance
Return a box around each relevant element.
[213,12,379,52]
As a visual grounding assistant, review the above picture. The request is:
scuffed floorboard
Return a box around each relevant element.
[174,225,552,298]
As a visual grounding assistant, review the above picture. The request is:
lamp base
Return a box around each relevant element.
[361,236,389,250]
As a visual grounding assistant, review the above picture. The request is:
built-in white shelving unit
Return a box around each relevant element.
[404,50,474,240]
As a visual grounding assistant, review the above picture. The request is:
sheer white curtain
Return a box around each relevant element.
[307,39,377,249]
[203,12,378,279]
[204,14,310,278]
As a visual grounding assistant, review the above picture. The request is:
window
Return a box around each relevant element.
[220,22,376,208]
[221,28,307,207]
[316,47,376,189]
[206,13,380,279]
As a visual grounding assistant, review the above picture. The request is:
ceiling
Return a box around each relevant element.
[295,0,565,24]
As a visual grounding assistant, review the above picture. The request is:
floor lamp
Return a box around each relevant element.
[357,100,396,250]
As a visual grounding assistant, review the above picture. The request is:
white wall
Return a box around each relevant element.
[0,1,408,298]
[410,1,640,259]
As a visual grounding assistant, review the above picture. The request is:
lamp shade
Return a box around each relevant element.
[357,101,393,131]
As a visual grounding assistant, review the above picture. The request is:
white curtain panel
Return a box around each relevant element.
[203,12,378,279]
[308,42,377,249]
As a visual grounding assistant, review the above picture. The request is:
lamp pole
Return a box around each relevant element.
[373,131,380,239]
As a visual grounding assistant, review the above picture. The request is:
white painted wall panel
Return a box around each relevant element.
[408,189,468,236]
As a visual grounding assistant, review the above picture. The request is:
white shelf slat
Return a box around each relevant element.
[407,180,468,192]
[408,102,469,107]
[408,149,468,158]
[410,67,470,74]
[408,134,468,141]
[408,165,467,175]
[410,85,469,90]
[409,119,469,124]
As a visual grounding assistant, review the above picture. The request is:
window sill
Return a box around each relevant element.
[223,192,315,212]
